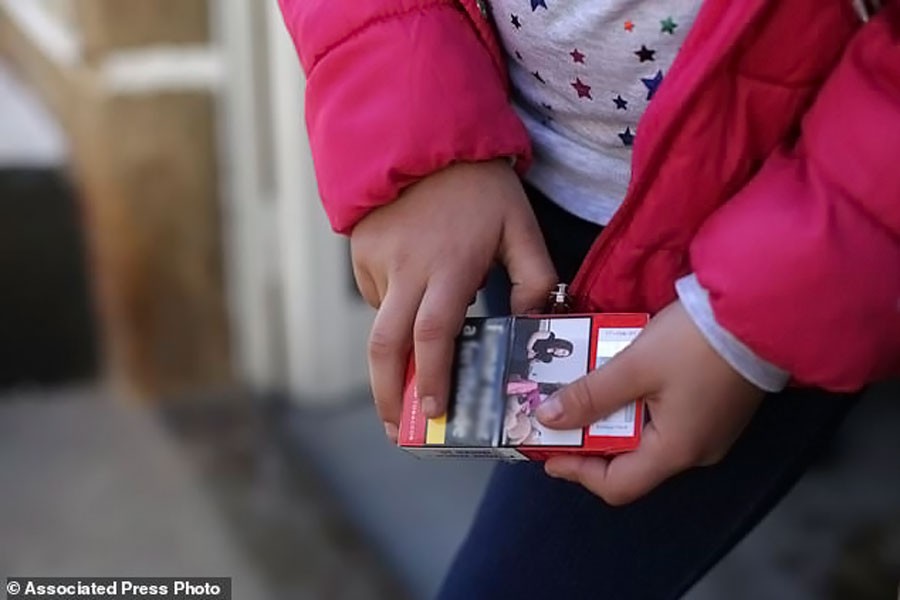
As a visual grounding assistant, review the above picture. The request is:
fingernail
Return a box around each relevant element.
[544,461,565,479]
[545,457,582,481]
[536,394,563,422]
[422,396,440,418]
[384,422,398,440]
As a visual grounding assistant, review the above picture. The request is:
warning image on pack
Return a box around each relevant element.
[502,317,591,447]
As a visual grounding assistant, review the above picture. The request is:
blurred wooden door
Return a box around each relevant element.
[217,1,372,404]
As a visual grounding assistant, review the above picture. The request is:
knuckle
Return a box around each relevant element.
[368,327,401,360]
[568,377,599,417]
[414,314,450,344]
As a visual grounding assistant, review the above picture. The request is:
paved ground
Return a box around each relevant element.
[2,384,897,600]
[689,381,900,600]
[0,387,406,600]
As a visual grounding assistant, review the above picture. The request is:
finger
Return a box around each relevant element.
[384,422,399,443]
[350,235,387,308]
[544,423,686,506]
[368,285,423,425]
[352,263,381,308]
[536,349,653,430]
[413,275,471,418]
[499,206,557,314]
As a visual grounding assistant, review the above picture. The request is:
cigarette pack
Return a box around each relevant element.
[398,313,649,461]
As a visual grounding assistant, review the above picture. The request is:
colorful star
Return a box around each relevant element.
[618,127,635,147]
[571,78,592,99]
[634,45,656,62]
[624,20,635,32]
[613,95,628,110]
[510,14,521,29]
[570,48,586,64]
[532,71,546,84]
[641,70,664,100]
[661,17,677,34]
[531,0,547,11]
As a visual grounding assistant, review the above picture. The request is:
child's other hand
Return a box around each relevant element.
[351,160,556,439]
[536,301,765,505]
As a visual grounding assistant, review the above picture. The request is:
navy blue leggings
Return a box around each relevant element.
[438,187,857,600]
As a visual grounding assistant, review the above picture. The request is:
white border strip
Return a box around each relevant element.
[1,0,82,67]
[1,0,224,94]
[101,47,224,94]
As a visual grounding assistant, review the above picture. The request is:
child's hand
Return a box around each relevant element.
[351,160,556,439]
[536,301,765,505]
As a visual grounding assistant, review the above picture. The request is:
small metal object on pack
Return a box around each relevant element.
[548,283,571,314]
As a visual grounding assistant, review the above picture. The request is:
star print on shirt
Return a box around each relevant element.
[661,17,677,34]
[624,20,635,32]
[570,49,585,64]
[613,95,628,110]
[531,0,547,11]
[618,127,635,147]
[634,45,656,62]
[571,78,592,99]
[541,103,554,126]
[532,71,546,84]
[510,14,521,29]
[641,70,664,100]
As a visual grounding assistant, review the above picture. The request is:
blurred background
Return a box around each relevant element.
[0,1,897,599]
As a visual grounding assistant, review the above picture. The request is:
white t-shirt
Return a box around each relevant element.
[490,0,702,224]
[484,0,790,392]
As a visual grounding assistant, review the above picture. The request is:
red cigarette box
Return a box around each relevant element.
[398,313,649,461]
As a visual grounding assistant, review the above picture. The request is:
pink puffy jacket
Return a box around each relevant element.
[279,0,900,392]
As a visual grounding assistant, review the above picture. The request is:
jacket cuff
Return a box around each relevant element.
[676,274,790,393]
[298,4,531,234]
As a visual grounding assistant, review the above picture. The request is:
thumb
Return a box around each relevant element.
[499,206,557,314]
[537,351,651,430]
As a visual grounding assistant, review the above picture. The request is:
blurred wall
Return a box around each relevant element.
[0,0,230,399]
[0,0,374,404]
[216,2,373,403]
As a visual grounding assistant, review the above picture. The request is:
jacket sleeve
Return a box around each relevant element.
[278,0,532,234]
[690,5,900,392]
